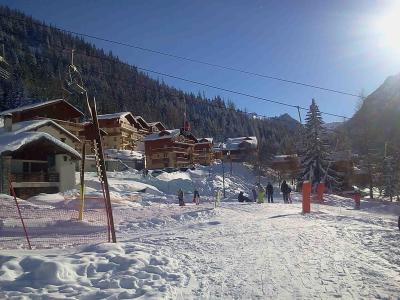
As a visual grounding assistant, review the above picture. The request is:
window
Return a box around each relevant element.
[60,138,66,143]
[164,153,168,158]
[114,137,117,142]
[23,162,29,173]
[63,156,68,162]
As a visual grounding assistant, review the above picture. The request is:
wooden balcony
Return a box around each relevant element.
[10,172,60,183]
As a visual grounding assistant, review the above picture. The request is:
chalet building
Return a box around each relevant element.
[148,121,166,132]
[97,112,147,151]
[222,136,258,162]
[194,138,214,166]
[330,150,355,190]
[0,99,85,150]
[212,142,224,160]
[144,129,197,169]
[0,99,83,124]
[0,114,80,199]
[271,154,300,180]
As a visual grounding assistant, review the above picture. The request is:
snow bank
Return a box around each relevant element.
[0,242,185,299]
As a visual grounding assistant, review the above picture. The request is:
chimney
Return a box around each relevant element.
[3,113,13,132]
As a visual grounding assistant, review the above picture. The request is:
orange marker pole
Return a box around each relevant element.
[302,181,311,213]
[317,182,325,203]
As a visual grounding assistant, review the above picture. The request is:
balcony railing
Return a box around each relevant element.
[10,172,60,183]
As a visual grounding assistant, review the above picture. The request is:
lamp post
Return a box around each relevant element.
[222,157,226,198]
[228,150,232,175]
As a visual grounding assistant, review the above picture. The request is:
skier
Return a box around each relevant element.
[281,180,289,203]
[238,191,245,202]
[193,189,200,205]
[215,189,222,207]
[257,185,265,203]
[177,188,185,206]
[266,182,274,203]
[252,187,257,202]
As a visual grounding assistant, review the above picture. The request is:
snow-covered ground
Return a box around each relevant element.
[1,162,400,299]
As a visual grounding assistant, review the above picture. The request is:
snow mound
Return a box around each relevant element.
[0,242,185,299]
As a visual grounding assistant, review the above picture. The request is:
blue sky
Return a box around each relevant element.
[2,0,400,123]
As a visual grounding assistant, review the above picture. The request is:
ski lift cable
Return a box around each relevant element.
[4,36,348,123]
[1,28,350,120]
[0,13,363,99]
[67,48,350,119]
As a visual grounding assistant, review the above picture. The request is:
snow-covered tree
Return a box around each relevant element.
[299,99,341,189]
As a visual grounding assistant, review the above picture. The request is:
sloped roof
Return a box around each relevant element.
[97,112,133,120]
[144,129,181,141]
[0,131,81,159]
[225,136,258,150]
[148,121,166,131]
[273,154,298,162]
[197,137,214,144]
[0,99,84,117]
[133,116,150,129]
[0,119,80,142]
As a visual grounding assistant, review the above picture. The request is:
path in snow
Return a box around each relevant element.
[129,197,400,299]
[1,192,399,299]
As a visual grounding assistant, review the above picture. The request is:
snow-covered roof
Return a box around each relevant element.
[144,129,181,141]
[148,121,166,131]
[0,99,83,117]
[0,131,81,159]
[197,137,214,144]
[0,119,80,142]
[133,116,150,128]
[97,112,132,120]
[225,136,258,150]
[273,154,298,162]
[104,149,144,160]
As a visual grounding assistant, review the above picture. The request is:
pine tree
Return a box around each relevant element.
[300,99,341,189]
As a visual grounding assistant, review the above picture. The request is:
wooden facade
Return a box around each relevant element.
[0,124,80,199]
[0,99,83,124]
[271,154,300,180]
[222,136,258,162]
[194,138,214,166]
[144,129,197,169]
[98,112,147,151]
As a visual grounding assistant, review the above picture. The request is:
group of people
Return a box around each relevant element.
[177,188,200,206]
[177,180,293,206]
[238,180,292,204]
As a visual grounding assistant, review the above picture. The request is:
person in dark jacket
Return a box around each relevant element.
[281,180,289,203]
[238,191,251,203]
[193,189,200,205]
[252,188,257,202]
[177,188,185,206]
[266,182,274,203]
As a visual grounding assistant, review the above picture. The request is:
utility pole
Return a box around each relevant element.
[222,157,226,198]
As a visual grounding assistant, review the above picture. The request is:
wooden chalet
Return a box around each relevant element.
[271,154,300,180]
[222,136,258,162]
[0,99,85,150]
[194,138,214,165]
[144,129,198,169]
[0,114,81,199]
[148,121,166,133]
[329,150,354,190]
[97,112,147,151]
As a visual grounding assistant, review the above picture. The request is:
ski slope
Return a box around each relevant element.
[1,163,400,299]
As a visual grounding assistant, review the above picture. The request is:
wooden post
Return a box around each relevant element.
[89,97,117,243]
[302,181,311,213]
[9,178,32,250]
[78,143,86,221]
